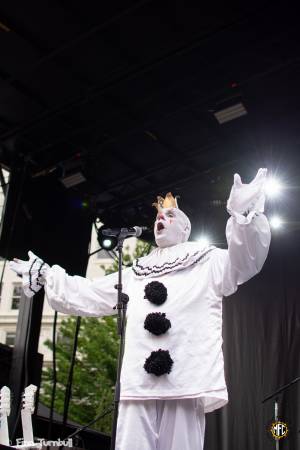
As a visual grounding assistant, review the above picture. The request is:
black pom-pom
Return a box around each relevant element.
[144,349,173,376]
[144,312,171,335]
[144,281,167,305]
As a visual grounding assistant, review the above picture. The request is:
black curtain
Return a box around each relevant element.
[205,234,300,450]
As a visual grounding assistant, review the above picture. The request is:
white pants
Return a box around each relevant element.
[115,398,206,450]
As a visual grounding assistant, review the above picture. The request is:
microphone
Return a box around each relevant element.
[102,226,149,238]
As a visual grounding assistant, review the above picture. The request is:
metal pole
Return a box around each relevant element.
[110,231,129,450]
[274,399,279,450]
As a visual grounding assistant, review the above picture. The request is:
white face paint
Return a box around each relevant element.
[154,207,191,248]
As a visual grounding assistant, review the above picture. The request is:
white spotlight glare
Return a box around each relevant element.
[265,178,283,198]
[197,235,210,248]
[270,216,283,230]
[102,238,113,249]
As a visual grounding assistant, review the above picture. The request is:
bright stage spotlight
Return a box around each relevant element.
[265,178,283,198]
[97,227,118,250]
[102,238,114,249]
[197,235,210,248]
[270,215,283,230]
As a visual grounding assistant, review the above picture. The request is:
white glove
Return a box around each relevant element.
[9,251,49,298]
[227,168,267,224]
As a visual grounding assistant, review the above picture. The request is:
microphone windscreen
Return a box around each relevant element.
[134,226,143,237]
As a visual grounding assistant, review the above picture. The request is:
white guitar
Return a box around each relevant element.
[0,385,11,446]
[20,384,38,447]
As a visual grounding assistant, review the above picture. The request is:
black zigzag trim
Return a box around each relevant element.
[29,259,46,294]
[132,247,214,277]
[29,258,39,294]
[36,261,46,287]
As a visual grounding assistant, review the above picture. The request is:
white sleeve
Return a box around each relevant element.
[44,265,131,317]
[211,213,271,297]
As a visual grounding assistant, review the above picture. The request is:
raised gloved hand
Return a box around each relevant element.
[227,168,267,224]
[9,251,49,298]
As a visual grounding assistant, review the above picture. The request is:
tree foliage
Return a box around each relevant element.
[40,239,152,434]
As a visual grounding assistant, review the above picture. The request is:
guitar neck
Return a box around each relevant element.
[21,409,34,444]
[20,385,37,445]
[0,412,10,446]
[0,386,11,446]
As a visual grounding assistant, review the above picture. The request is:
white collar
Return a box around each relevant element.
[132,242,216,278]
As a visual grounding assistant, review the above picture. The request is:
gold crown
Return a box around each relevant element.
[152,192,179,212]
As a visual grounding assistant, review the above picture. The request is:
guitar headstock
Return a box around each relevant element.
[22,384,37,414]
[0,386,11,416]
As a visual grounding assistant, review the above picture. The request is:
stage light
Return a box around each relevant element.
[270,216,283,230]
[102,239,113,249]
[265,178,283,198]
[213,102,247,124]
[97,226,118,250]
[61,171,86,188]
[197,235,210,248]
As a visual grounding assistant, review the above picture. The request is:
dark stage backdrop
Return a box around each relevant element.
[205,234,300,450]
[0,169,93,274]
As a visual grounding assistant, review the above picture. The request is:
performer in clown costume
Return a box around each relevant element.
[10,168,271,450]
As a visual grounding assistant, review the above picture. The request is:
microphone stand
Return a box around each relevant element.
[110,229,129,450]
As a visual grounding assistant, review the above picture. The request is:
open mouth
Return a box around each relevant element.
[157,222,165,232]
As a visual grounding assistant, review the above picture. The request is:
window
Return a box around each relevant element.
[5,332,16,346]
[11,283,22,309]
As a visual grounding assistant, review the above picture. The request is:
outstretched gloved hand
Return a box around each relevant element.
[9,251,49,298]
[227,168,268,224]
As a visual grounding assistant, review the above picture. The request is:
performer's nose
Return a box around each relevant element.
[157,213,165,221]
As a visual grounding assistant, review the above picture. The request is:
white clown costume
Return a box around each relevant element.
[10,168,271,450]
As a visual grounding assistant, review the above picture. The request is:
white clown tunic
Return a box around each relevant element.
[44,214,270,414]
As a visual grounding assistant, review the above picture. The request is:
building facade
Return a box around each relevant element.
[0,223,136,367]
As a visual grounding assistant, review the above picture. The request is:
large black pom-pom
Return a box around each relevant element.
[144,349,173,376]
[144,281,167,305]
[144,312,171,335]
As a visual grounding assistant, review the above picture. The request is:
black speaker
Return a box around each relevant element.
[0,168,93,275]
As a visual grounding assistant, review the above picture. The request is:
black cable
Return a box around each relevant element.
[60,316,81,438]
[108,250,119,264]
[0,257,7,300]
[64,404,114,440]
[47,310,58,440]
[23,300,33,393]
[0,165,9,302]
[88,247,104,257]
